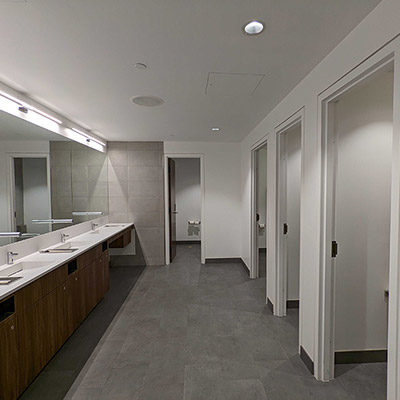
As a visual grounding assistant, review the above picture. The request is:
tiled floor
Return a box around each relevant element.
[66,244,387,400]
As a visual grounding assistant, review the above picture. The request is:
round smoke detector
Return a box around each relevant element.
[131,96,164,107]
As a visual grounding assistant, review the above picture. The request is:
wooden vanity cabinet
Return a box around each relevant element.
[0,240,112,400]
[0,312,19,400]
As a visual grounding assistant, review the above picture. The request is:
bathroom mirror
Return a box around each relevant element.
[0,111,108,247]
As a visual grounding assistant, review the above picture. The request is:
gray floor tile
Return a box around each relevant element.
[66,244,386,400]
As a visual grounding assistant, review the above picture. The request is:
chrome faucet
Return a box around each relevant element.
[61,233,70,243]
[92,222,99,231]
[7,251,18,265]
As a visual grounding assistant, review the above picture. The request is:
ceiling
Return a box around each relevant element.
[0,0,381,142]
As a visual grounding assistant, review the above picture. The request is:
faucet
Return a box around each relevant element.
[92,222,99,231]
[7,251,18,265]
[61,233,70,243]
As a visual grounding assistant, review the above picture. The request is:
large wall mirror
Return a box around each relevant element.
[0,111,109,247]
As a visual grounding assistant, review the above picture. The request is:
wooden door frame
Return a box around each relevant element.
[164,153,205,265]
[274,108,304,319]
[316,45,397,386]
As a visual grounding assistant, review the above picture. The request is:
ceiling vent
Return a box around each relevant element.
[131,96,164,107]
[205,72,265,96]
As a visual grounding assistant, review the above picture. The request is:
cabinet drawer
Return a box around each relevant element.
[15,265,67,311]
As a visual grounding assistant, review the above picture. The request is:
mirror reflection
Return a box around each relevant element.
[0,111,108,247]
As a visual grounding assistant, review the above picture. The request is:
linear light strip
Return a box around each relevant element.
[32,219,73,224]
[72,211,104,216]
[0,89,107,151]
[71,128,107,147]
[0,232,21,237]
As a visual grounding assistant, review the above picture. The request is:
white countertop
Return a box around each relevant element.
[0,223,134,301]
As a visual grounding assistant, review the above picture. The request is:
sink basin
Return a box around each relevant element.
[0,261,51,276]
[105,224,125,228]
[41,242,80,253]
[67,241,90,248]
[0,276,22,285]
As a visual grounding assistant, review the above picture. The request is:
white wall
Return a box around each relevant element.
[239,0,400,364]
[0,141,50,246]
[286,125,301,301]
[164,142,241,260]
[174,158,201,241]
[256,145,267,248]
[334,70,393,352]
[22,158,50,235]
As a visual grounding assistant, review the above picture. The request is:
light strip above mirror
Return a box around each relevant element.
[32,219,73,224]
[0,232,21,237]
[72,211,104,216]
[0,86,107,153]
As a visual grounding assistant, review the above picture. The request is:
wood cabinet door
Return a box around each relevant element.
[67,270,86,335]
[96,254,106,301]
[0,315,19,400]
[84,261,97,314]
[18,300,46,392]
[41,285,68,360]
[102,253,110,295]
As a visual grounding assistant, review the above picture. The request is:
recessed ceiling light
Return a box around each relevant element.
[243,20,264,35]
[131,96,164,107]
[211,127,220,132]
[134,62,147,70]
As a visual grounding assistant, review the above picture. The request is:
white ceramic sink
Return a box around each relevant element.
[67,241,90,248]
[0,261,52,276]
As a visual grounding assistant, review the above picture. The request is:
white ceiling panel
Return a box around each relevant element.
[0,0,382,142]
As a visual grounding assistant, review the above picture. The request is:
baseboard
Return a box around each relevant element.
[240,259,250,276]
[205,257,242,264]
[267,298,274,313]
[287,300,299,309]
[176,240,201,245]
[335,350,387,364]
[300,346,314,374]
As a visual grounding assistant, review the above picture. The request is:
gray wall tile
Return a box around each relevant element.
[108,141,164,265]
[128,165,160,182]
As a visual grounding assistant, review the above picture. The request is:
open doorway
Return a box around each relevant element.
[164,154,205,264]
[276,111,303,317]
[252,143,268,285]
[8,154,51,239]
[319,58,394,391]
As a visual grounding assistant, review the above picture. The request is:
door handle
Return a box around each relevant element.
[283,223,288,235]
[172,211,178,214]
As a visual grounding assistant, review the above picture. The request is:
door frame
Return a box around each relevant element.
[315,44,398,385]
[250,137,269,282]
[164,153,205,265]
[274,108,305,318]
[6,153,52,234]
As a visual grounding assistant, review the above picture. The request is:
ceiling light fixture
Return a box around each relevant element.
[0,89,107,151]
[131,96,164,107]
[71,128,106,147]
[243,20,264,35]
[134,63,147,70]
[211,127,220,132]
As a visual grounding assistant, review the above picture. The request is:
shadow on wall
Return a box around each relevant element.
[110,232,146,267]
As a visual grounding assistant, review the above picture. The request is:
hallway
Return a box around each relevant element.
[66,245,386,400]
